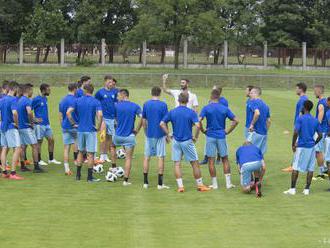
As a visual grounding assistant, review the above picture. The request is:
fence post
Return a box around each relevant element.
[60,38,65,66]
[302,42,307,70]
[224,40,228,68]
[142,40,147,67]
[19,37,23,65]
[101,38,106,66]
[183,38,188,68]
[263,41,268,67]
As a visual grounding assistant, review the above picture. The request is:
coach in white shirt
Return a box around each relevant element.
[162,74,198,112]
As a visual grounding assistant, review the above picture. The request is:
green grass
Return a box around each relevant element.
[0,87,329,248]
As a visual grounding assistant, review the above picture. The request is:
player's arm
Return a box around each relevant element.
[266,118,271,130]
[160,121,170,136]
[198,117,206,134]
[161,74,172,95]
[193,121,201,142]
[260,160,266,181]
[315,131,323,145]
[12,109,18,128]
[26,106,35,127]
[249,109,260,131]
[291,130,298,152]
[66,107,78,128]
[318,104,324,124]
[226,117,239,135]
[142,118,147,132]
[134,117,143,135]
[95,110,103,131]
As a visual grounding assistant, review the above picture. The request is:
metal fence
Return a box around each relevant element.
[1,72,330,89]
[2,39,330,69]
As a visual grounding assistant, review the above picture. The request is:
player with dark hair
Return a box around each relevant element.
[160,93,210,192]
[59,83,79,175]
[284,100,322,195]
[32,83,61,166]
[142,86,169,190]
[76,75,91,98]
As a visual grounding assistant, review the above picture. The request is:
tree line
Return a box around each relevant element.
[0,0,329,68]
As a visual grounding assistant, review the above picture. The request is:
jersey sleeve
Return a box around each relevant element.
[294,117,301,132]
[31,97,39,110]
[142,103,147,119]
[162,112,171,123]
[191,111,199,123]
[94,90,101,101]
[96,100,102,111]
[199,106,207,119]
[11,100,17,111]
[135,104,142,117]
[227,108,236,120]
[250,100,259,112]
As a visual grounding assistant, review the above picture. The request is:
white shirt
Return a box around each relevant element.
[169,89,198,109]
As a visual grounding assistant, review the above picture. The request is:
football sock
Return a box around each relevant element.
[2,170,8,175]
[10,170,16,175]
[87,168,93,180]
[225,174,232,187]
[38,153,41,162]
[64,162,70,172]
[49,152,54,161]
[73,152,78,161]
[124,177,129,182]
[34,162,39,169]
[196,177,203,186]
[20,161,25,167]
[77,166,82,176]
[176,178,184,188]
[158,174,163,186]
[112,163,116,168]
[24,153,27,161]
[212,177,218,187]
[143,173,148,184]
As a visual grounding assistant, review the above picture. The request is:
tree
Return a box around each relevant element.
[260,0,315,65]
[23,1,70,63]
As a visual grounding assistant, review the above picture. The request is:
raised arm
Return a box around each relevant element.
[162,74,172,95]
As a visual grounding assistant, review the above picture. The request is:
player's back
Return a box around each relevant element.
[59,94,77,129]
[115,101,141,137]
[236,144,263,166]
[296,113,320,148]
[219,97,229,107]
[316,98,328,132]
[0,95,16,131]
[17,96,31,129]
[142,99,168,138]
[76,95,100,132]
[252,99,270,135]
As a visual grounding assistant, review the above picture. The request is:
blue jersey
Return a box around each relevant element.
[219,97,229,107]
[236,144,263,167]
[326,110,330,133]
[95,88,118,119]
[245,98,254,128]
[142,99,168,138]
[0,95,17,132]
[59,94,78,130]
[74,95,102,132]
[75,88,84,98]
[200,102,235,139]
[295,113,320,148]
[17,96,32,129]
[162,106,199,142]
[115,101,142,137]
[32,96,49,126]
[250,99,270,135]
[294,95,308,124]
[316,98,328,133]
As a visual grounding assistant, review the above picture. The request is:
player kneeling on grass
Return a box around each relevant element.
[17,83,44,173]
[0,81,23,179]
[199,89,239,189]
[67,84,103,182]
[59,83,79,175]
[113,89,143,186]
[160,93,210,192]
[236,142,266,197]
[284,100,322,196]
[142,86,169,190]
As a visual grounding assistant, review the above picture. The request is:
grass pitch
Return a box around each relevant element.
[0,83,329,247]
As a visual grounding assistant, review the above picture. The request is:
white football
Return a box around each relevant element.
[116,148,126,159]
[105,171,118,182]
[93,164,104,173]
[110,166,125,178]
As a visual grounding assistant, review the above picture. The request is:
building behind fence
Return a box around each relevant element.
[1,38,330,69]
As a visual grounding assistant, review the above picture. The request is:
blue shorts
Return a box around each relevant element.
[172,139,198,162]
[247,132,267,155]
[62,128,77,145]
[315,133,326,153]
[205,136,228,158]
[104,118,115,136]
[240,160,263,187]
[19,128,37,145]
[78,132,97,153]
[113,134,136,149]
[144,137,166,157]
[325,137,330,162]
[292,147,316,172]
[1,129,21,148]
[35,125,53,140]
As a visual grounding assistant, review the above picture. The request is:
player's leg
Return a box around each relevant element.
[218,138,234,189]
[143,156,150,188]
[109,136,117,168]
[31,143,43,172]
[76,132,85,180]
[315,134,327,178]
[206,137,218,189]
[172,139,184,192]
[199,142,208,165]
[7,129,23,179]
[303,148,316,195]
[63,144,71,174]
[123,146,134,185]
[19,145,30,172]
[86,132,100,182]
[156,137,168,189]
[143,137,154,188]
[1,145,8,178]
[190,161,210,191]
